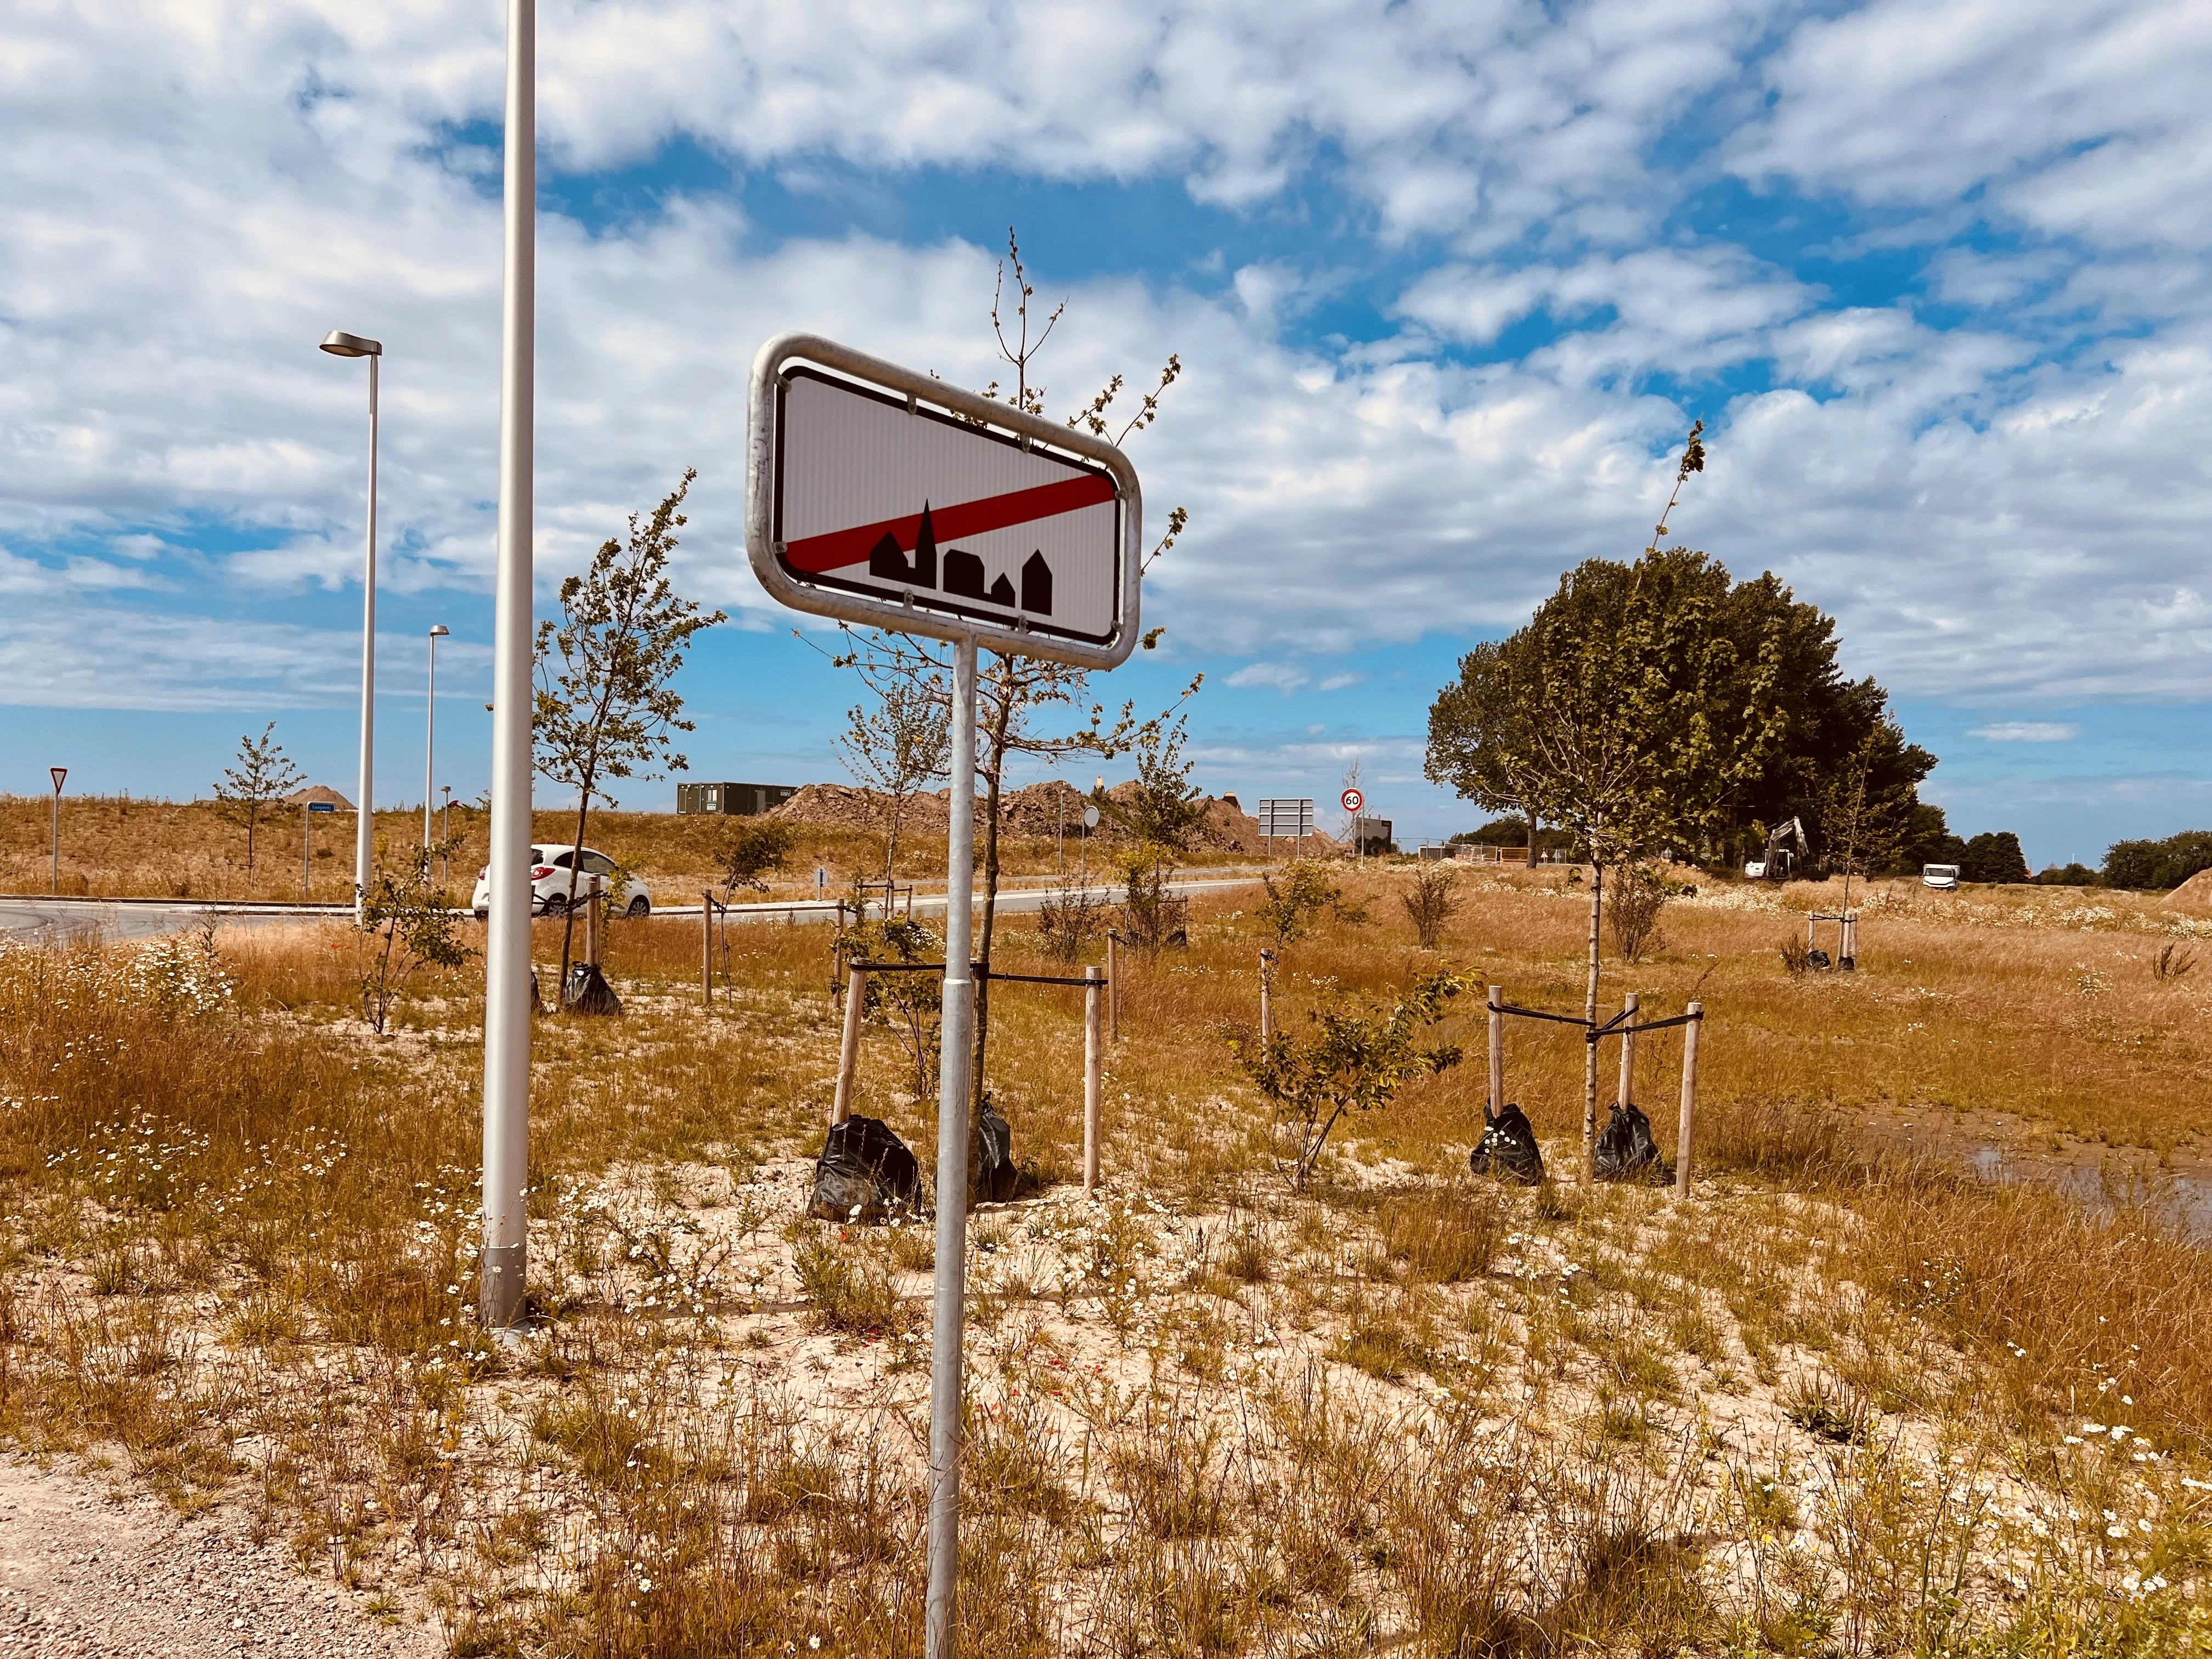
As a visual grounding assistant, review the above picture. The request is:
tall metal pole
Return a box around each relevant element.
[480,0,535,1333]
[423,627,444,849]
[49,768,65,894]
[353,354,380,922]
[926,633,978,1658]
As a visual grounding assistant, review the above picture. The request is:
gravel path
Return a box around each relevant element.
[0,1460,442,1658]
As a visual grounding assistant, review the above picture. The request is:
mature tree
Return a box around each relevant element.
[1960,831,2030,884]
[828,229,1193,1118]
[1900,802,1968,873]
[2102,830,2212,891]
[836,668,950,882]
[213,721,304,883]
[1425,425,1787,1170]
[534,470,725,991]
[1426,640,1545,864]
[1710,574,1936,866]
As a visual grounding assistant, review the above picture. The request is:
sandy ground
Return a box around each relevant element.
[0,1459,439,1659]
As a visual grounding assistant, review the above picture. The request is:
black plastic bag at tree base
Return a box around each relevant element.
[562,962,622,1016]
[976,1098,1019,1204]
[1594,1100,1672,1184]
[1470,1102,1545,1184]
[809,1115,923,1223]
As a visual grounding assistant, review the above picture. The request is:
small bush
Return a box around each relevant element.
[1401,865,1460,949]
[1607,863,1670,961]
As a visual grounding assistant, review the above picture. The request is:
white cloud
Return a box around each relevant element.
[1317,672,1365,691]
[1970,722,2081,742]
[1226,662,1310,694]
[4,0,2212,725]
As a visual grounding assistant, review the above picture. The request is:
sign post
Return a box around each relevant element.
[1341,786,1365,870]
[304,799,336,900]
[747,331,1142,1659]
[48,768,65,894]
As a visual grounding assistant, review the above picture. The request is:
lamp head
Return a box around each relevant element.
[428,624,450,637]
[319,330,383,358]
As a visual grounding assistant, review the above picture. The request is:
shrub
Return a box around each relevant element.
[1606,862,1669,960]
[1401,864,1460,949]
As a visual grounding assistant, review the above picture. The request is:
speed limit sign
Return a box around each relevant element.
[1340,787,1364,814]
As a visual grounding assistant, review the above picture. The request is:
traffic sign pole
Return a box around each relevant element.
[926,632,978,1657]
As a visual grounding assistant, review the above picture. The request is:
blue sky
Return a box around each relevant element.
[5,1,2211,869]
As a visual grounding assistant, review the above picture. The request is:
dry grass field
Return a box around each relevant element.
[3,863,2210,1654]
[0,794,1246,905]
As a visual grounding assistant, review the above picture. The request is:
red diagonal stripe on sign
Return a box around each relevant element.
[785,475,1115,573]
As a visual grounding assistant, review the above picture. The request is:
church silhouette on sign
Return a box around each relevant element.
[868,504,1051,616]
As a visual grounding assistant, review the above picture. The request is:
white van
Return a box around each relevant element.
[1922,864,1960,891]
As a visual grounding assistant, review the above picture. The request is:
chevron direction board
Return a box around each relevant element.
[747,334,1141,669]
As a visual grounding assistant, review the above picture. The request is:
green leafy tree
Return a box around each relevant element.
[833,912,949,1100]
[1234,969,1466,1187]
[837,669,950,882]
[1425,425,1786,1170]
[534,469,724,994]
[2102,830,2212,891]
[1254,861,1341,952]
[1099,713,1209,950]
[1961,831,2030,884]
[721,818,795,896]
[213,722,304,884]
[359,851,473,1034]
[1426,640,1545,864]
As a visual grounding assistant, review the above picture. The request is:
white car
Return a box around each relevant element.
[472,844,650,920]
[1922,863,1960,891]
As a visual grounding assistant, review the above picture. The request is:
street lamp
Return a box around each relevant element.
[425,624,449,849]
[320,328,383,922]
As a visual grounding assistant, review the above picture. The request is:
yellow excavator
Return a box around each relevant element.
[1743,816,1810,882]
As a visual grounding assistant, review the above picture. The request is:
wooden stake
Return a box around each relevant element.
[1108,932,1120,1042]
[701,890,713,1007]
[833,964,868,1127]
[1084,966,1103,1194]
[1259,949,1274,1040]
[1617,991,1639,1108]
[1674,1002,1702,1200]
[584,876,600,968]
[1486,983,1504,1122]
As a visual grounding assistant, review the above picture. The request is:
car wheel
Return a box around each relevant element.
[540,893,567,916]
[627,895,650,919]
[472,909,488,922]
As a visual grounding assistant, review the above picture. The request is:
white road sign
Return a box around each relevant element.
[747,332,1141,668]
[1340,787,1364,814]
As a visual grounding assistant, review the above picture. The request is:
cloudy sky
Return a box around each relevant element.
[5,0,2210,866]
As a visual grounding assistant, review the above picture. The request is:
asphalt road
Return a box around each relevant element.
[0,873,1267,944]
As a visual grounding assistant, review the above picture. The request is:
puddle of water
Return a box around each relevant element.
[1969,1144,2212,1241]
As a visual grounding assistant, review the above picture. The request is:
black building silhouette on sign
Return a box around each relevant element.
[868,503,939,588]
[1021,551,1052,614]
[943,547,988,600]
[865,503,1054,618]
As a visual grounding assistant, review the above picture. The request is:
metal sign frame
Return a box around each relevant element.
[747,331,1143,671]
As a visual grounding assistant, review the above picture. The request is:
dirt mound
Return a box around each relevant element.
[284,784,354,809]
[2162,867,2212,912]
